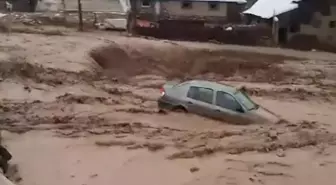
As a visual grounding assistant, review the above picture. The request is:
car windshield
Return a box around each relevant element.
[234,91,258,111]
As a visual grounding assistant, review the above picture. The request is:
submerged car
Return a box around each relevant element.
[158,80,278,124]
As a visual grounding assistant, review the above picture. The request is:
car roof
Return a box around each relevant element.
[184,80,237,94]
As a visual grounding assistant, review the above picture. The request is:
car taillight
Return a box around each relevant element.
[160,87,165,96]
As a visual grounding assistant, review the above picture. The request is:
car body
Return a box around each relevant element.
[158,80,278,124]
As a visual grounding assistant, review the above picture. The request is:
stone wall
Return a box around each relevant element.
[0,0,124,13]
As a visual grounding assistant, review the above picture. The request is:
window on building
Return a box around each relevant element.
[187,86,214,104]
[329,21,336,28]
[181,1,192,9]
[141,0,151,7]
[208,2,219,11]
[215,91,242,112]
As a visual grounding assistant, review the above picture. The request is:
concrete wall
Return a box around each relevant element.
[161,1,228,17]
[64,0,123,12]
[36,0,60,11]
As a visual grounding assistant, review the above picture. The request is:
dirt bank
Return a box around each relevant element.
[90,43,299,82]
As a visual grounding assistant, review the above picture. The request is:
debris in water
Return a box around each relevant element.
[276,148,286,157]
[190,167,200,173]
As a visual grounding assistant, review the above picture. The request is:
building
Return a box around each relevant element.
[243,0,336,51]
[0,0,124,12]
[0,0,37,12]
[127,0,247,35]
[244,0,257,9]
[292,0,336,50]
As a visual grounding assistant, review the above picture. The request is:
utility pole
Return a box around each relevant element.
[77,0,83,31]
[62,0,67,24]
[272,9,279,46]
[62,0,66,10]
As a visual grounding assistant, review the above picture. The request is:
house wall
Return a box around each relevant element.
[133,0,244,23]
[161,1,228,17]
[289,6,336,46]
[0,0,34,12]
[135,0,155,14]
[133,0,157,21]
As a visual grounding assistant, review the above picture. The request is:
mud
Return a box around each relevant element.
[0,31,335,185]
[90,43,300,82]
[0,60,102,86]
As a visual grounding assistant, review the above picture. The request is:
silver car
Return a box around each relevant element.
[158,80,277,124]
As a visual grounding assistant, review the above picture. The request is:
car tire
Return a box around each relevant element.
[172,106,187,113]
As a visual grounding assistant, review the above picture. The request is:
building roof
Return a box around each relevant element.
[243,0,301,19]
[170,0,247,3]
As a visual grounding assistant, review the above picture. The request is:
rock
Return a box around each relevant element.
[23,86,31,92]
[267,130,278,140]
[190,167,199,173]
[111,77,118,82]
[95,18,126,31]
[88,128,110,135]
[95,140,135,147]
[276,148,286,157]
[167,151,195,160]
[158,109,168,114]
[115,135,127,138]
[22,18,39,25]
[90,174,98,178]
[249,177,255,182]
[144,142,165,152]
[127,144,143,150]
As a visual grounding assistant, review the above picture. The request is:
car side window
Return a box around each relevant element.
[216,91,242,112]
[187,86,214,104]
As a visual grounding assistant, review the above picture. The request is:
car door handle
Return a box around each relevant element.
[187,101,193,104]
[214,109,220,112]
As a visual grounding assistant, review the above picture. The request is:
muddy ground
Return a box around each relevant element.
[0,30,336,185]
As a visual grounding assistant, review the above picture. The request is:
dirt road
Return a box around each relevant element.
[1,31,336,185]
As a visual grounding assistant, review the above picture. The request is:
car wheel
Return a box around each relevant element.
[172,106,187,113]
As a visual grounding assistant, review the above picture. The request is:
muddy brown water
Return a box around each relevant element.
[0,32,336,185]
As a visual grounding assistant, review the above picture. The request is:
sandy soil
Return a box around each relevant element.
[0,30,336,185]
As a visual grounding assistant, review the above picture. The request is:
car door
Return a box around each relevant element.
[213,91,249,124]
[185,86,215,117]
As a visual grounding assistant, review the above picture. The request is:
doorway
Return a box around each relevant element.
[278,28,288,44]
